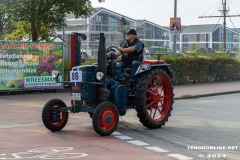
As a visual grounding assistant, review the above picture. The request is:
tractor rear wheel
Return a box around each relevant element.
[92,102,119,136]
[42,99,69,132]
[135,69,173,129]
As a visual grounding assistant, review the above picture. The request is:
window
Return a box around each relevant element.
[155,27,161,39]
[197,34,200,42]
[95,15,104,31]
[183,35,188,42]
[219,27,223,42]
[146,23,154,39]
[227,30,233,43]
[96,15,103,23]
[109,16,118,31]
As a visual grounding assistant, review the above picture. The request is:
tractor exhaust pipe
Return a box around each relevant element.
[97,33,107,84]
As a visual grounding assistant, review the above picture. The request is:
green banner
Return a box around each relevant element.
[0,41,64,90]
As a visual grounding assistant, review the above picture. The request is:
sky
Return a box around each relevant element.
[91,0,240,28]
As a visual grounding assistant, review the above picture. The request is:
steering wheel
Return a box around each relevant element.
[106,46,118,53]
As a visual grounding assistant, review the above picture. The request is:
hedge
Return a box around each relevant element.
[64,61,71,81]
[64,55,240,85]
[163,55,240,85]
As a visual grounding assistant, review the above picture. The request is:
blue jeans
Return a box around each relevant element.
[121,61,141,79]
[130,61,141,79]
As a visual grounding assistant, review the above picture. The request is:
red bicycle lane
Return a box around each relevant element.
[0,123,172,160]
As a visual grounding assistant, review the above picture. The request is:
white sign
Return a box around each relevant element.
[70,93,81,101]
[70,71,82,83]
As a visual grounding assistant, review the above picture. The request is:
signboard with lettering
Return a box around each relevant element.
[0,41,64,90]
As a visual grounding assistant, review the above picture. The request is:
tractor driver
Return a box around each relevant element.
[107,29,144,79]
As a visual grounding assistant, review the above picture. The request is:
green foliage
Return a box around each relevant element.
[81,59,97,65]
[192,43,197,51]
[64,54,240,86]
[64,61,71,81]
[0,1,17,39]
[54,59,63,74]
[1,0,104,41]
[40,71,50,76]
[220,44,225,53]
[6,80,17,88]
[4,20,29,40]
[162,54,240,85]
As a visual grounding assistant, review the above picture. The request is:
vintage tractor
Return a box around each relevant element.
[42,33,175,136]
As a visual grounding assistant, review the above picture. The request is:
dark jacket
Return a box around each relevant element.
[121,38,144,65]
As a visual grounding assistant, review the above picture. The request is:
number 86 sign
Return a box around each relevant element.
[70,71,82,85]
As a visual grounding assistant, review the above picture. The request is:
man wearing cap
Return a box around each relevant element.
[108,29,144,78]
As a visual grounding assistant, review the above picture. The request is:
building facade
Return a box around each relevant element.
[57,7,172,59]
[179,24,240,52]
[137,20,171,53]
[58,8,136,59]
[57,8,240,60]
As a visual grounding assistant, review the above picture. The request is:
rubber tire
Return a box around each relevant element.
[42,99,69,132]
[92,101,119,136]
[135,69,173,129]
[89,113,93,118]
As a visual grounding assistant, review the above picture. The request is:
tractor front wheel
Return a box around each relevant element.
[92,102,119,136]
[135,69,173,129]
[42,99,69,132]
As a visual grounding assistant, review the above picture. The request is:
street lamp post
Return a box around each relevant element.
[120,17,127,41]
[173,0,177,56]
[62,25,65,41]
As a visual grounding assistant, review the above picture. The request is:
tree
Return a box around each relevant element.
[0,3,5,35]
[4,20,29,40]
[0,0,17,39]
[1,0,104,41]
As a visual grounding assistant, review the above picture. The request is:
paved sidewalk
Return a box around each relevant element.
[174,81,240,99]
[1,81,240,100]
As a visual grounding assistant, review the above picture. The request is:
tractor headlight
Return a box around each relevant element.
[96,72,104,81]
[52,70,59,79]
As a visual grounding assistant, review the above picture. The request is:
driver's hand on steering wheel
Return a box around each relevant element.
[117,47,124,52]
[107,51,117,58]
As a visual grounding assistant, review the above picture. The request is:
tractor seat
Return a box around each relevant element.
[142,59,165,65]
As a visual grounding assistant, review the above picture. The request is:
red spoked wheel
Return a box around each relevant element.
[135,69,173,129]
[42,99,69,131]
[92,102,119,136]
[146,74,172,122]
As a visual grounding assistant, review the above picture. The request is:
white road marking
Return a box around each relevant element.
[111,132,122,136]
[114,135,133,140]
[0,147,88,159]
[112,133,192,160]
[32,105,43,107]
[145,146,169,153]
[167,154,193,160]
[0,123,41,129]
[127,140,149,146]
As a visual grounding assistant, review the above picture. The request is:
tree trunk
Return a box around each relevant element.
[31,0,38,42]
[36,18,41,41]
[0,12,4,36]
[0,19,3,35]
[31,22,38,42]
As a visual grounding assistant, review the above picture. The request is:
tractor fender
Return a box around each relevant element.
[135,64,175,84]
